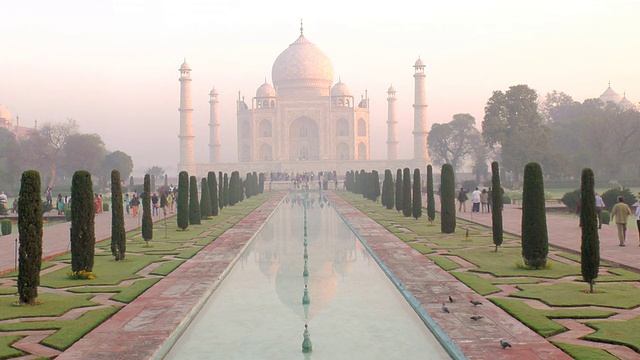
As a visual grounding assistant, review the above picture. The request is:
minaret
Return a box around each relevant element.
[386,84,398,160]
[413,57,429,163]
[178,59,195,175]
[209,86,221,163]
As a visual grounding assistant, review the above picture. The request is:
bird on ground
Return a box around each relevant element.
[500,340,512,349]
[470,315,483,321]
[441,303,450,313]
[449,295,454,303]
[470,300,483,306]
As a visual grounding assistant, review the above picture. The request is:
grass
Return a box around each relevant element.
[584,317,640,352]
[150,260,186,276]
[0,293,97,321]
[0,335,25,359]
[406,242,433,255]
[597,268,640,282]
[450,271,501,295]
[552,342,618,360]
[512,282,640,309]
[67,278,162,303]
[426,255,461,271]
[491,298,614,337]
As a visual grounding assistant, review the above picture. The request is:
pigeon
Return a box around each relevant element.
[441,303,450,313]
[500,340,512,349]
[470,315,483,321]
[470,300,483,306]
[449,295,454,303]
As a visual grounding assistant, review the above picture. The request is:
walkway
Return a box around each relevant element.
[454,203,640,272]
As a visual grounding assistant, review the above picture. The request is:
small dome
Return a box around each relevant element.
[256,81,276,98]
[331,80,350,96]
[209,86,218,96]
[0,104,11,122]
[618,95,636,110]
[180,59,191,71]
[599,85,622,104]
[387,85,396,93]
[414,57,425,67]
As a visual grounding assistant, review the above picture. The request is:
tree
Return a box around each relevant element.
[382,169,394,209]
[146,166,165,192]
[428,114,482,172]
[580,168,599,293]
[412,169,422,220]
[426,165,435,222]
[228,172,238,206]
[482,85,555,179]
[245,173,253,199]
[0,128,23,190]
[440,164,456,233]
[110,170,126,260]
[218,171,224,209]
[395,169,403,212]
[370,170,380,202]
[189,176,201,224]
[102,151,134,182]
[17,170,42,304]
[61,133,107,177]
[521,162,549,269]
[402,168,412,217]
[491,162,503,251]
[21,118,78,189]
[208,171,218,216]
[71,170,95,273]
[142,174,153,246]
[200,177,212,219]
[177,171,189,230]
[258,173,265,193]
[223,173,229,207]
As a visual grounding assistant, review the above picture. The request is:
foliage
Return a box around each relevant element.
[521,162,548,268]
[0,127,23,189]
[218,171,224,209]
[142,174,153,243]
[461,180,477,193]
[382,169,394,209]
[426,165,435,222]
[491,161,503,250]
[412,168,422,219]
[208,171,218,216]
[145,166,165,179]
[402,168,411,217]
[228,171,238,206]
[110,170,126,261]
[600,187,637,211]
[580,168,599,293]
[200,177,212,218]
[427,113,482,172]
[1,219,11,235]
[61,133,107,176]
[177,171,189,230]
[440,164,456,233]
[223,173,229,207]
[258,172,265,193]
[188,176,201,224]
[561,188,581,213]
[71,170,95,273]
[18,170,43,304]
[395,168,403,212]
[601,210,610,225]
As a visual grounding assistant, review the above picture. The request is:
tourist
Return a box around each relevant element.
[131,193,140,217]
[480,189,489,213]
[45,186,53,205]
[610,196,632,246]
[487,187,492,213]
[471,187,481,213]
[0,191,7,215]
[152,193,159,216]
[457,187,468,212]
[11,198,18,214]
[57,194,64,215]
[635,204,640,246]
[124,193,131,215]
[167,192,174,213]
[595,192,606,229]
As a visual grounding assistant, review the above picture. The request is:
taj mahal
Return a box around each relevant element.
[177,25,430,178]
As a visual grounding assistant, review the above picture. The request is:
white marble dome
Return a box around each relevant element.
[0,104,11,121]
[331,80,350,96]
[599,86,622,104]
[272,35,334,93]
[256,81,276,98]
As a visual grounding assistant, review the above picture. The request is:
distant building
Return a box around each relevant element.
[599,83,637,110]
[0,103,34,138]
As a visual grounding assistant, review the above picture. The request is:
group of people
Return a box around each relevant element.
[458,187,493,213]
[123,187,175,218]
[609,196,640,247]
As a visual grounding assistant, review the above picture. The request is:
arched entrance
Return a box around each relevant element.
[289,116,319,161]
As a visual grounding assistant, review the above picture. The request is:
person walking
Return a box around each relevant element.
[457,187,468,212]
[167,192,174,213]
[131,193,140,218]
[57,194,64,215]
[635,204,640,246]
[471,187,482,213]
[487,187,492,213]
[595,192,606,229]
[152,193,159,216]
[480,189,489,213]
[124,193,131,215]
[610,196,632,246]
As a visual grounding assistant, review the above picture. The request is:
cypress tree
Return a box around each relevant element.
[521,162,548,269]
[189,176,201,224]
[491,162,503,251]
[17,170,42,304]
[371,170,380,202]
[177,171,189,230]
[384,170,394,210]
[381,170,388,207]
[402,167,412,217]
[361,170,368,199]
[245,173,252,199]
[200,177,212,219]
[228,172,238,206]
[142,174,153,246]
[395,168,403,212]
[440,164,456,233]
[223,173,229,207]
[110,170,126,260]
[208,171,218,216]
[580,168,599,293]
[258,173,265,193]
[71,170,95,273]
[253,172,259,195]
[239,178,245,202]
[426,165,435,222]
[218,171,224,209]
[412,169,422,220]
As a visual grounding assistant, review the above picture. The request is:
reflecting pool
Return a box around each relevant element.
[165,192,451,359]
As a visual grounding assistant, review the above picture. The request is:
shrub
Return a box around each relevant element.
[110,170,126,261]
[18,170,43,304]
[223,173,229,207]
[601,210,610,225]
[258,173,265,193]
[200,177,212,219]
[521,162,548,269]
[601,187,636,212]
[218,171,224,210]
[580,168,599,293]
[440,164,456,233]
[142,174,153,245]
[177,171,189,230]
[502,194,512,205]
[1,219,11,235]
[102,203,110,212]
[189,176,201,224]
[383,169,394,210]
[208,171,218,216]
[42,201,53,213]
[426,165,435,222]
[71,170,95,274]
[64,205,72,221]
[371,170,380,202]
[402,168,412,217]
[395,169,403,212]
[561,189,581,213]
[412,169,422,220]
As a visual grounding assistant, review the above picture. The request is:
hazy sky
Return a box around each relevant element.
[1,0,638,175]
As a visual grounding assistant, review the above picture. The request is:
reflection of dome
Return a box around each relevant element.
[599,85,623,104]
[256,81,276,98]
[331,80,350,97]
[272,34,334,96]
